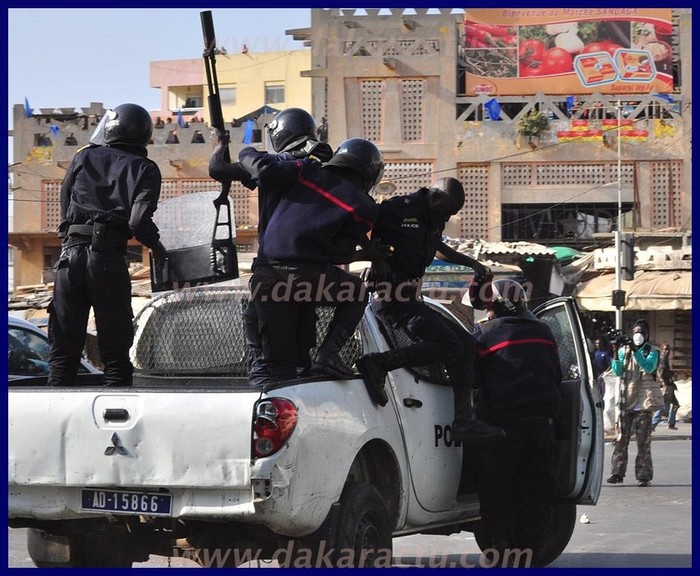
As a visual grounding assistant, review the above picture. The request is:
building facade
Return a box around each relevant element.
[7,7,691,368]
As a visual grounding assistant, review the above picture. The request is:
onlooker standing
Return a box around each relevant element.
[472,279,562,565]
[607,319,664,487]
[593,338,612,394]
[652,342,680,430]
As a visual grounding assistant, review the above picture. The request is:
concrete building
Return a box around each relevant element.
[7,8,691,369]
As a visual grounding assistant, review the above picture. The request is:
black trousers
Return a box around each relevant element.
[250,264,367,381]
[476,417,558,552]
[48,242,134,386]
[244,295,316,386]
[371,295,476,392]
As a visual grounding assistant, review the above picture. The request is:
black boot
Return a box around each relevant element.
[313,349,355,379]
[312,323,356,379]
[356,348,412,407]
[452,404,505,441]
[356,353,389,406]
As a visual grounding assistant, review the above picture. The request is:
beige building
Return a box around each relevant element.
[7,7,691,368]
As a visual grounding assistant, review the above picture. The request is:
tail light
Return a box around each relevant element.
[252,398,298,458]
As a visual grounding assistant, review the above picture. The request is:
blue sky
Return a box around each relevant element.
[8,8,312,132]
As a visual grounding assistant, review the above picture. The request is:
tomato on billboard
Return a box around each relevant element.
[463,8,674,95]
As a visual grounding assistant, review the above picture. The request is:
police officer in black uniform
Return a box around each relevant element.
[239,138,382,382]
[355,177,503,440]
[209,108,333,385]
[471,278,562,565]
[48,103,166,387]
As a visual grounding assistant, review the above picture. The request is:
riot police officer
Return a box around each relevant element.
[355,177,503,440]
[472,279,562,563]
[209,108,333,385]
[48,103,167,387]
[239,137,382,382]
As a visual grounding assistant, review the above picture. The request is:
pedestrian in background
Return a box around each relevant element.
[593,338,612,395]
[607,319,663,487]
[652,342,680,431]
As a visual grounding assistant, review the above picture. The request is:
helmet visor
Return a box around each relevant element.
[89,109,118,146]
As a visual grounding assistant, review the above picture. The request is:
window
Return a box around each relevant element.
[265,84,285,104]
[221,87,236,106]
[184,95,203,108]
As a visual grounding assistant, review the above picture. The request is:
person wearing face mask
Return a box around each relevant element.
[355,176,504,442]
[607,319,664,487]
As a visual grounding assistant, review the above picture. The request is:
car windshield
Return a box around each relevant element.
[8,324,90,376]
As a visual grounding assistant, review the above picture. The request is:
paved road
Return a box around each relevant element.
[8,433,692,568]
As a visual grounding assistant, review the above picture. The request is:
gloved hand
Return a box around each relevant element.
[468,265,493,310]
[152,241,169,286]
[152,241,167,261]
[240,170,258,190]
[210,127,230,147]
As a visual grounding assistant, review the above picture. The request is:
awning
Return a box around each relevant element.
[575,270,692,311]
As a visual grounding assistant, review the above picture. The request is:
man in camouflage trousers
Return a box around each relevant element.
[607,319,664,487]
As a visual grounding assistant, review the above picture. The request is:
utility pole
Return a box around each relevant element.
[613,99,624,330]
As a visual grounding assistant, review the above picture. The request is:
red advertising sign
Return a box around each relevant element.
[463,8,674,95]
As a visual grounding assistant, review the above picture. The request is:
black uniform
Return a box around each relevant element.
[210,142,331,385]
[239,147,377,381]
[48,143,162,386]
[368,188,475,402]
[472,310,562,559]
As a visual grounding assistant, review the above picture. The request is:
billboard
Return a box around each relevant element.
[463,8,674,95]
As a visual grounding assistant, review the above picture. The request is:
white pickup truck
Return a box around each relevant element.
[8,284,603,568]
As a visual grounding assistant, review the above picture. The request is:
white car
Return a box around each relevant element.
[8,314,101,384]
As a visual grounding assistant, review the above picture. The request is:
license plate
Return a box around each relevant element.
[81,489,172,516]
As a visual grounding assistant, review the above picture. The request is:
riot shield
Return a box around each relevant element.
[150,191,239,292]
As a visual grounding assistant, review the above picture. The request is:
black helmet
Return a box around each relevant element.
[325,138,384,193]
[90,103,153,148]
[489,278,529,317]
[427,177,465,221]
[268,108,317,153]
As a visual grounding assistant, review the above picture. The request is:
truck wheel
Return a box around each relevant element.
[334,482,392,567]
[27,528,134,568]
[529,502,577,567]
[473,502,577,567]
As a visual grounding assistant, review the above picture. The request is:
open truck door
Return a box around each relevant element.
[533,296,604,506]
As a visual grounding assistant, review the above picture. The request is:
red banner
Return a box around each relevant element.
[463,8,674,95]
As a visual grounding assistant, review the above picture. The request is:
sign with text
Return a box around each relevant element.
[463,8,674,95]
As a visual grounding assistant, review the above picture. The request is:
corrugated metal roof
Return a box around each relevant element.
[449,239,557,261]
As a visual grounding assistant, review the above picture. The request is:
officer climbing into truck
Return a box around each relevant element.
[209,107,333,385]
[48,103,167,387]
[238,137,382,382]
[355,176,504,441]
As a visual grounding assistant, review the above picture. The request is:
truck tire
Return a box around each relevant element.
[27,528,134,568]
[333,482,392,567]
[473,502,577,567]
[530,502,577,567]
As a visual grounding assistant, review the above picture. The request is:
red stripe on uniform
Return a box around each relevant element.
[477,338,558,357]
[298,174,374,229]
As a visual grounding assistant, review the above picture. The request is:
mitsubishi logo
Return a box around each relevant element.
[104,432,128,456]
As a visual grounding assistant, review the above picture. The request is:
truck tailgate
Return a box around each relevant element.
[8,389,258,489]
